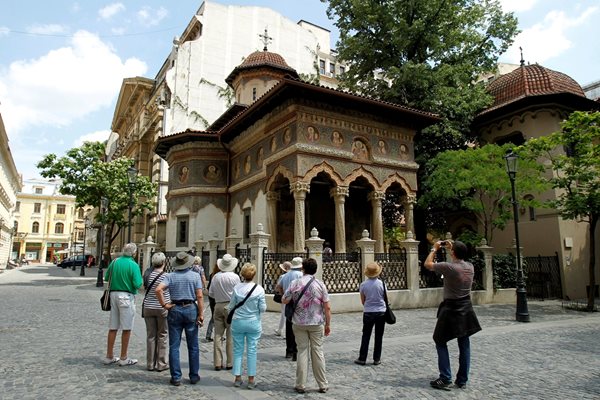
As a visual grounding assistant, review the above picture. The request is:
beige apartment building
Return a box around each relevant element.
[13,179,94,263]
[0,113,21,270]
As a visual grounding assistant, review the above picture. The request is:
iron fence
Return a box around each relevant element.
[261,249,309,294]
[375,249,407,290]
[418,248,444,288]
[523,252,562,299]
[321,249,362,293]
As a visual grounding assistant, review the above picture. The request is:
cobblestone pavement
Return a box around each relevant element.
[1,265,599,400]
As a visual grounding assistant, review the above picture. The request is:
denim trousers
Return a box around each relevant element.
[231,318,262,377]
[358,312,386,362]
[436,335,470,384]
[167,304,200,382]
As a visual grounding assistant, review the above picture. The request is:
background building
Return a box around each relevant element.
[0,113,21,270]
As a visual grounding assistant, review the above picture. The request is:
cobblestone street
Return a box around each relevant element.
[1,265,599,399]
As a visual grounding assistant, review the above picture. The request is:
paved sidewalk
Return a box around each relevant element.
[1,265,599,399]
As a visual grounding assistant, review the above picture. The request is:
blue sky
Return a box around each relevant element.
[1,0,598,181]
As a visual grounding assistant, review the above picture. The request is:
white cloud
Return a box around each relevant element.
[503,6,598,64]
[499,0,539,13]
[111,27,126,35]
[0,26,8,36]
[73,130,111,147]
[27,24,68,35]
[137,6,168,26]
[0,30,147,135]
[99,3,125,20]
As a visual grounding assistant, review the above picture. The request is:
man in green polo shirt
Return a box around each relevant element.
[103,243,143,366]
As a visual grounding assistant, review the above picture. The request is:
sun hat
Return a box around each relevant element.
[364,262,382,278]
[290,257,303,269]
[217,254,239,272]
[279,261,292,272]
[173,251,195,271]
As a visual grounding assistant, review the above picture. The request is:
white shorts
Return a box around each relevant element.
[108,292,136,331]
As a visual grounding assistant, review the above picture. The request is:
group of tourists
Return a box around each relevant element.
[101,239,481,393]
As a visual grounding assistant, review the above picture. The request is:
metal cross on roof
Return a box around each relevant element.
[519,46,525,67]
[259,27,272,51]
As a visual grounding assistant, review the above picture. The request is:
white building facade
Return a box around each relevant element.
[0,114,21,270]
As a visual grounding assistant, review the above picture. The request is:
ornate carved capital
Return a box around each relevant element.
[329,186,349,199]
[406,194,417,205]
[290,181,310,199]
[368,191,386,203]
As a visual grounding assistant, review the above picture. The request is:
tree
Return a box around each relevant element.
[524,111,600,311]
[37,142,157,259]
[324,0,519,160]
[419,143,544,243]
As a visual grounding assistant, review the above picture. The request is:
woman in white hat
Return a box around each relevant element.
[355,262,386,366]
[274,261,292,336]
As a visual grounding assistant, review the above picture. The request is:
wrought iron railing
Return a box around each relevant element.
[375,249,407,290]
[261,249,309,294]
[321,249,362,293]
[418,248,445,288]
[523,252,562,299]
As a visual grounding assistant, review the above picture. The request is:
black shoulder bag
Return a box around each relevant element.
[285,276,315,322]
[141,271,164,318]
[382,278,396,325]
[227,284,258,324]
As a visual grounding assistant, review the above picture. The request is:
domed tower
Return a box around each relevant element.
[225,34,299,105]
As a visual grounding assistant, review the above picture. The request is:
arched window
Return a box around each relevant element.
[78,208,84,219]
[55,222,64,234]
[32,222,40,233]
[13,221,18,232]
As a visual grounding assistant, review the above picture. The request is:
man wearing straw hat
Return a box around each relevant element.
[208,253,241,371]
[155,252,204,386]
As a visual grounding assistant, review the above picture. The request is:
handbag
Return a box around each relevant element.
[141,271,164,318]
[273,293,282,304]
[227,284,258,324]
[382,278,396,325]
[285,276,315,322]
[100,269,112,311]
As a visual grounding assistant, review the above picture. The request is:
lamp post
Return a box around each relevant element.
[71,227,79,271]
[96,197,108,287]
[80,216,89,276]
[504,149,530,322]
[127,165,138,244]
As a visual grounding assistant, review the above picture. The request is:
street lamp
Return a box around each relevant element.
[80,216,89,276]
[96,197,108,287]
[127,165,138,244]
[504,149,530,322]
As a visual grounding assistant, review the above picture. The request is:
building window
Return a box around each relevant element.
[339,65,346,74]
[243,208,251,243]
[78,208,84,219]
[56,204,66,214]
[252,87,257,101]
[55,223,64,234]
[14,221,18,232]
[77,230,84,241]
[35,187,43,194]
[319,59,325,74]
[329,63,335,76]
[34,203,41,213]
[32,222,39,233]
[524,195,536,221]
[176,216,189,247]
[15,201,20,212]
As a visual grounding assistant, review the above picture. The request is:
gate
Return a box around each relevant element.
[523,252,562,299]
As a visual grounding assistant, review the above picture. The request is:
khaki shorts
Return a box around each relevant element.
[109,292,136,330]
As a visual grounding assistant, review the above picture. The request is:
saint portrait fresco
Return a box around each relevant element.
[204,164,220,182]
[256,147,264,167]
[331,131,343,146]
[306,126,319,142]
[270,136,277,152]
[234,161,240,179]
[378,139,387,155]
[244,155,251,174]
[283,128,291,145]
[351,139,369,161]
[399,143,410,160]
[178,166,189,183]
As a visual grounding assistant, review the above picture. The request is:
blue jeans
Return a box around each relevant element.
[436,336,470,384]
[358,312,386,362]
[167,304,200,382]
[231,318,262,377]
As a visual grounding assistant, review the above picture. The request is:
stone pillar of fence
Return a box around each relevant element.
[194,234,207,256]
[477,238,494,296]
[356,229,375,281]
[401,231,420,291]
[249,223,270,286]
[208,233,223,275]
[226,228,243,255]
[139,236,156,276]
[305,227,325,280]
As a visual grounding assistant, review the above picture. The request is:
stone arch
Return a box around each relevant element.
[381,173,415,195]
[302,162,344,187]
[265,165,294,192]
[343,166,380,190]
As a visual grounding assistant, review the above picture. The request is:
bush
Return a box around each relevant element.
[492,254,516,289]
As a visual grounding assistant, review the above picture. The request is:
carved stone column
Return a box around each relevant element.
[330,186,349,253]
[266,191,280,251]
[291,181,310,252]
[368,191,385,253]
[404,194,416,235]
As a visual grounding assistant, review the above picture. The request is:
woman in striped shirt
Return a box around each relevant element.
[142,252,170,371]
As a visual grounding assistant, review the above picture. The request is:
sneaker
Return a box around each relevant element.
[247,381,256,390]
[234,379,243,388]
[118,358,138,366]
[453,382,467,389]
[170,378,181,386]
[430,378,452,391]
[354,359,366,366]
[274,329,282,336]
[102,356,119,365]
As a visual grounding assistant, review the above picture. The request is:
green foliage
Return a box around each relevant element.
[523,111,600,310]
[419,143,545,243]
[492,254,516,289]
[384,226,406,250]
[470,251,485,290]
[37,142,157,250]
[325,0,519,162]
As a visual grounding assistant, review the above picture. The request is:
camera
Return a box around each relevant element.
[439,241,447,247]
